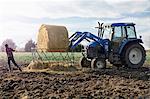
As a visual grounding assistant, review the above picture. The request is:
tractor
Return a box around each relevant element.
[69,22,146,69]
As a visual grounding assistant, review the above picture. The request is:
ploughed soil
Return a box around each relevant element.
[0,62,149,99]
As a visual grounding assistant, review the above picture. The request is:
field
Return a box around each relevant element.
[0,52,150,98]
[146,51,150,65]
[0,52,82,65]
[0,51,150,67]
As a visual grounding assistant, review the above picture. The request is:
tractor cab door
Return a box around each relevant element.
[111,26,126,53]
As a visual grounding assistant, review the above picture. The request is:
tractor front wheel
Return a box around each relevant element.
[123,44,146,69]
[91,58,106,69]
[79,57,90,67]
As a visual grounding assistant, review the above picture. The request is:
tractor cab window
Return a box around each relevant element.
[113,26,121,38]
[112,26,126,41]
[112,26,122,41]
[126,26,136,38]
[103,27,112,40]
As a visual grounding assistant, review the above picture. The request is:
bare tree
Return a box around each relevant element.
[24,39,35,52]
[0,39,17,52]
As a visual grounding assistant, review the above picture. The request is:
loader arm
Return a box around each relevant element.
[69,32,102,49]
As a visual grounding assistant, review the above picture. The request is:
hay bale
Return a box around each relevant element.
[27,60,49,70]
[37,24,69,52]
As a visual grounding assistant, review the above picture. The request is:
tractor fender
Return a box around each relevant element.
[119,39,143,55]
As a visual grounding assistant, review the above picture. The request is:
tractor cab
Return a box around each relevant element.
[97,23,138,53]
[98,23,137,38]
[111,23,137,52]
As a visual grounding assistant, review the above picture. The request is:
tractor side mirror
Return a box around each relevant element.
[139,35,142,39]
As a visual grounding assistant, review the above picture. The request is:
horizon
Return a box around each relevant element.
[0,0,150,49]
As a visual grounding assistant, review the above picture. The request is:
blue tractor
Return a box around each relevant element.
[69,22,146,69]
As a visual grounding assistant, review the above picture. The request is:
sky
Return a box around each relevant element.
[0,0,150,49]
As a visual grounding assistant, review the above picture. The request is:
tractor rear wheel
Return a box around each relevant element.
[123,44,146,69]
[91,58,106,69]
[79,57,90,67]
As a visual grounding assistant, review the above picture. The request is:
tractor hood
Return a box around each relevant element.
[88,39,110,48]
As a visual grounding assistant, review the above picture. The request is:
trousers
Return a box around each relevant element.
[8,57,22,71]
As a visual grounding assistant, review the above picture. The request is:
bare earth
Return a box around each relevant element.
[0,62,149,99]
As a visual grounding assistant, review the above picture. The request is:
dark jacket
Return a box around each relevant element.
[6,47,15,58]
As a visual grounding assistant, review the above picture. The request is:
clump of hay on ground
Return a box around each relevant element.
[50,62,77,71]
[27,60,78,71]
[27,60,49,70]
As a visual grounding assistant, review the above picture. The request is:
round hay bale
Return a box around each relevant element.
[37,24,69,52]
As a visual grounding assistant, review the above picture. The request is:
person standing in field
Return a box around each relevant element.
[5,44,22,72]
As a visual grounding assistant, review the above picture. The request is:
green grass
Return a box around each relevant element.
[0,52,32,62]
[0,51,150,65]
[0,52,82,64]
[146,51,150,65]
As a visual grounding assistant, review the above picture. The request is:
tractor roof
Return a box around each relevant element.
[111,23,135,27]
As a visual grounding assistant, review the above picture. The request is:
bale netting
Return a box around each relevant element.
[37,24,69,52]
[27,60,78,72]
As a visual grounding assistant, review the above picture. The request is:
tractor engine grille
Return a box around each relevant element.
[87,46,105,59]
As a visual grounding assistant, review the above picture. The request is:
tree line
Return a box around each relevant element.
[0,39,35,52]
[0,39,84,52]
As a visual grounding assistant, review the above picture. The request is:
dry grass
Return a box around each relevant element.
[26,60,79,72]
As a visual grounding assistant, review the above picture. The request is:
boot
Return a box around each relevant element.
[18,67,22,72]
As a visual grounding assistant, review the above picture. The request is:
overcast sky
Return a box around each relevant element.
[0,0,150,48]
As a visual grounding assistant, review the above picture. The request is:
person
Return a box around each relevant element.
[5,44,22,72]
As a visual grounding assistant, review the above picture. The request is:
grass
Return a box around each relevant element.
[146,51,150,65]
[0,51,150,65]
[0,52,33,64]
[0,52,82,64]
